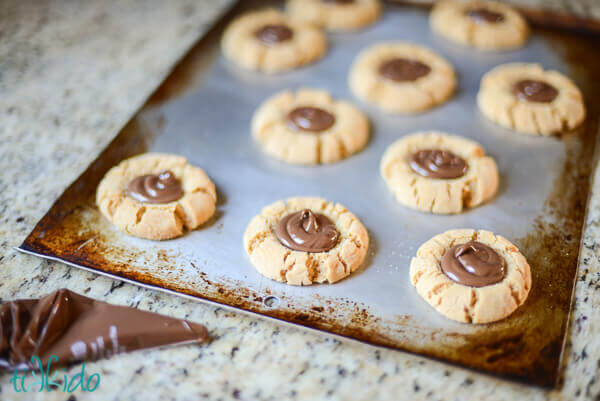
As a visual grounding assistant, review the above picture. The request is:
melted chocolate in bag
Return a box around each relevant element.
[0,289,208,370]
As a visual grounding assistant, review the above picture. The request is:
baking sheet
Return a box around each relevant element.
[19,0,600,387]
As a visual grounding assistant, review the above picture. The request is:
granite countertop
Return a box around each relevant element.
[1,1,599,400]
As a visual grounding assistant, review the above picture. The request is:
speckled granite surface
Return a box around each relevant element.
[1,1,599,400]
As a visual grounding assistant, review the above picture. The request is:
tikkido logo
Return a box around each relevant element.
[9,356,101,393]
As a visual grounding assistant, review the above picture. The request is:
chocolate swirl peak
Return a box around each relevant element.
[287,107,336,132]
[254,24,293,46]
[409,149,468,179]
[513,79,558,103]
[127,170,184,204]
[322,0,354,4]
[379,58,431,82]
[275,209,339,253]
[466,8,505,24]
[441,241,505,287]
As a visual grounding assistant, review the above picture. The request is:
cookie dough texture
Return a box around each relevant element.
[349,42,456,113]
[380,132,498,214]
[243,197,369,285]
[477,63,586,135]
[410,229,531,323]
[286,0,381,31]
[252,88,370,164]
[430,0,529,51]
[221,9,327,73]
[97,153,217,240]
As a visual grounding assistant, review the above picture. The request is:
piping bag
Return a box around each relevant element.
[0,289,208,370]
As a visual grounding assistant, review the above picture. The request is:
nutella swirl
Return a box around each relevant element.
[322,0,354,4]
[287,107,336,132]
[441,241,505,287]
[513,79,558,103]
[466,8,505,24]
[409,149,468,179]
[275,209,339,253]
[127,170,184,204]
[254,24,294,46]
[379,58,431,82]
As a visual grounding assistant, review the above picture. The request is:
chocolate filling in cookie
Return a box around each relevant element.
[275,209,339,252]
[287,107,336,132]
[409,149,468,179]
[378,58,431,82]
[466,8,505,24]
[441,241,505,287]
[512,79,559,103]
[127,170,184,204]
[254,24,294,46]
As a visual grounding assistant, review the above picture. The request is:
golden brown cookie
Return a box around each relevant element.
[286,0,381,31]
[430,0,529,51]
[96,153,217,240]
[243,197,369,285]
[477,63,586,135]
[221,8,327,73]
[410,229,531,324]
[349,42,456,114]
[380,131,498,214]
[251,88,370,164]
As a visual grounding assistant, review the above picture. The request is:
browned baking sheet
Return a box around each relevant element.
[19,1,600,387]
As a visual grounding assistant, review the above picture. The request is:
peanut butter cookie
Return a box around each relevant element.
[221,9,327,73]
[430,0,529,51]
[243,197,369,285]
[477,63,586,135]
[410,229,531,323]
[96,153,217,240]
[349,42,456,114]
[252,88,370,164]
[286,0,381,31]
[380,131,498,214]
